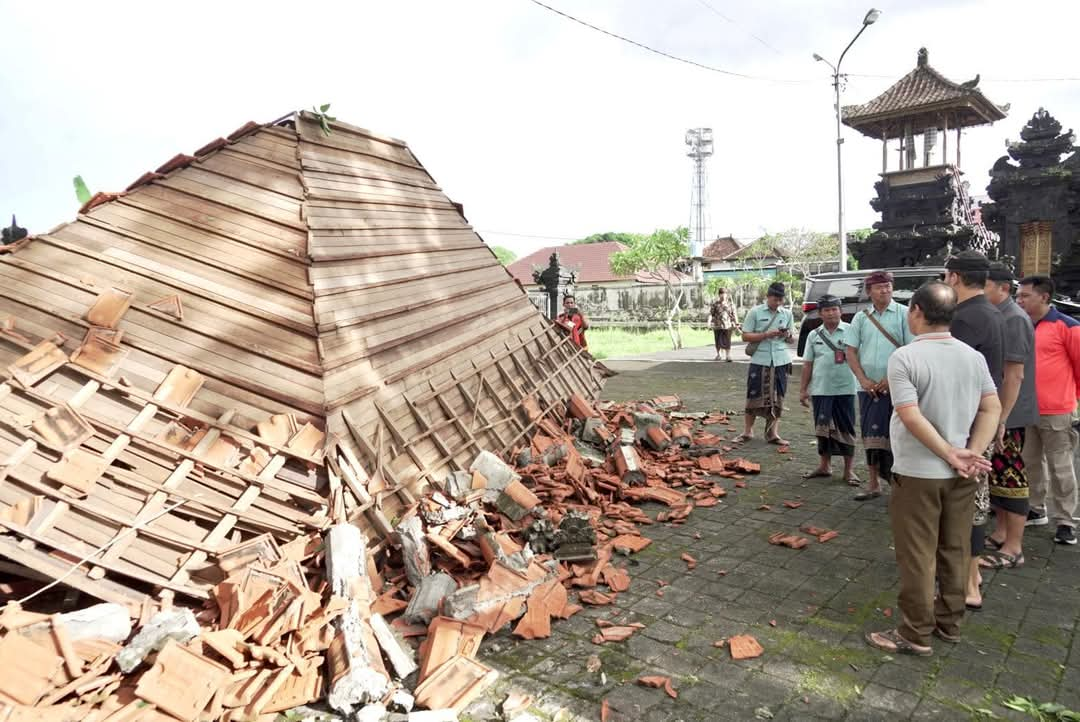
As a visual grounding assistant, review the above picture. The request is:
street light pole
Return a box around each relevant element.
[815,8,880,272]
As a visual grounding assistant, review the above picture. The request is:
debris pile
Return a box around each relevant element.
[0,393,762,720]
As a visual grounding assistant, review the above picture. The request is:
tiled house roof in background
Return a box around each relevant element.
[701,236,787,262]
[842,48,1007,139]
[701,236,740,259]
[507,242,692,285]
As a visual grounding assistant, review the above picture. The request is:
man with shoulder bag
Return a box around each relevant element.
[799,294,860,484]
[735,282,794,445]
[846,271,913,501]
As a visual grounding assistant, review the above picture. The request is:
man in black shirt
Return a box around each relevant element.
[947,252,1004,386]
[944,250,1004,611]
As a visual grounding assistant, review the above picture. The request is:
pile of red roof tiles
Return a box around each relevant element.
[0,393,762,720]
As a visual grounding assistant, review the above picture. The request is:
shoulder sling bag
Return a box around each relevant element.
[814,327,848,364]
[863,308,901,348]
[745,311,780,357]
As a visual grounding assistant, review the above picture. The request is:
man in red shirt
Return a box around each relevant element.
[556,294,589,349]
[1016,276,1080,545]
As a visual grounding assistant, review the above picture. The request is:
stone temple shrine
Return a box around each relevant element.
[982,108,1080,296]
[843,48,1007,267]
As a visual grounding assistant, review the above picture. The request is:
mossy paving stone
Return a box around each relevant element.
[859,681,922,717]
[870,661,932,694]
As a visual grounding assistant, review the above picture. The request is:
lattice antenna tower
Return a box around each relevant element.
[685,128,713,261]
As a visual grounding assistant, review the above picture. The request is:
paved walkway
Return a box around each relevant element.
[606,342,759,364]
[467,358,1080,722]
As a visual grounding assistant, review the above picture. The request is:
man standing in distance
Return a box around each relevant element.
[981,262,1037,569]
[846,271,913,501]
[709,287,738,362]
[942,250,1003,610]
[865,282,998,655]
[1016,275,1080,545]
[556,294,589,349]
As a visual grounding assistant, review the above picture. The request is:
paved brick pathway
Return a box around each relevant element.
[466,354,1080,722]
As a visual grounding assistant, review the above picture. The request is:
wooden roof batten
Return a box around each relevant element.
[0,109,602,606]
[842,47,1009,140]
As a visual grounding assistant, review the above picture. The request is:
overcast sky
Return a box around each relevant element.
[2,0,1078,259]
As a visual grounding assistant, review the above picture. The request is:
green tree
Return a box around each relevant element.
[758,227,838,279]
[573,231,638,245]
[610,226,691,350]
[491,246,517,265]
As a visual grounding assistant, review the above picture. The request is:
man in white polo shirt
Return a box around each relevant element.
[865,281,999,656]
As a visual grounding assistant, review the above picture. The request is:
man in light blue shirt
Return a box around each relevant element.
[734,282,795,445]
[846,271,913,501]
[799,294,860,483]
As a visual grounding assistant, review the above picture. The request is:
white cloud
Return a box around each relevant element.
[1,0,1077,259]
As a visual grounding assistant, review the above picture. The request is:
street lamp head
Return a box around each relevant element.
[863,8,881,25]
[812,53,824,62]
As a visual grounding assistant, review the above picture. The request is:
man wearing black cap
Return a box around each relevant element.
[944,249,1004,610]
[735,281,794,445]
[980,262,1036,571]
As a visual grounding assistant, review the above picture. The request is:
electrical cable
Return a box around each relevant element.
[526,0,808,83]
[528,0,1080,86]
[693,0,782,55]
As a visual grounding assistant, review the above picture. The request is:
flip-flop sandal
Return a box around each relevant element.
[853,489,882,501]
[767,437,790,445]
[965,602,983,612]
[984,537,1005,552]
[844,474,862,486]
[865,629,932,656]
[731,434,752,444]
[801,470,832,479]
[978,551,1024,569]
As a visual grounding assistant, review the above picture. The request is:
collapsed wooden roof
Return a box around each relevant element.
[0,111,602,608]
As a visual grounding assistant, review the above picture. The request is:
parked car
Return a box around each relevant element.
[797,267,1080,356]
[797,267,944,356]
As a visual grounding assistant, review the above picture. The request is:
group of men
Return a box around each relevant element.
[789,252,1080,655]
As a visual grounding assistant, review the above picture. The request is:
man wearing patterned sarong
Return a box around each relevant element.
[799,294,860,484]
[734,282,794,446]
[846,271,912,501]
[981,262,1037,570]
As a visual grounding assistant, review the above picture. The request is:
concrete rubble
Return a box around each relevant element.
[0,391,763,720]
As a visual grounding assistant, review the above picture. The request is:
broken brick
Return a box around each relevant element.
[728,634,764,660]
[579,590,616,606]
[601,565,631,593]
[637,675,678,698]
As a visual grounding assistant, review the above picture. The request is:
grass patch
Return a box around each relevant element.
[964,622,1017,652]
[805,615,857,634]
[798,668,863,705]
[768,628,878,675]
[1029,625,1072,648]
[587,327,722,359]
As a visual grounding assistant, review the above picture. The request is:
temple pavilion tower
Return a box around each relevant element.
[842,47,1008,267]
[982,109,1080,294]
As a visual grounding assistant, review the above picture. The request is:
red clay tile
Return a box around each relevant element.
[728,634,764,660]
